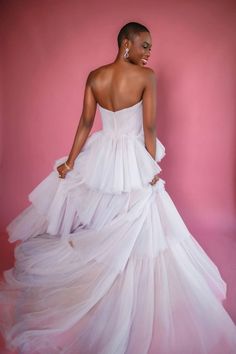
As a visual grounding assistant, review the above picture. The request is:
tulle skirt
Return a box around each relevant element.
[1,131,236,353]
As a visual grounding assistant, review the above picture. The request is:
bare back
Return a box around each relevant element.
[77,61,157,164]
[89,63,152,112]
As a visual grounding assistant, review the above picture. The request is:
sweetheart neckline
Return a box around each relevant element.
[97,99,143,113]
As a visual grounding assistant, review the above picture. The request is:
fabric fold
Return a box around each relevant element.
[1,99,236,354]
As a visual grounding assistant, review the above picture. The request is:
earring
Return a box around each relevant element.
[124,47,129,59]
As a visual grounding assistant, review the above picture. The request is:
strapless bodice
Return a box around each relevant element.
[98,100,143,137]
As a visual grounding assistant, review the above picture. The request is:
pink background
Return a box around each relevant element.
[0,0,236,347]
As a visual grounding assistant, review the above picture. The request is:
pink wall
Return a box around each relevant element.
[1,0,236,234]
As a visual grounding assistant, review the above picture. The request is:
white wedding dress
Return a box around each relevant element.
[1,99,236,354]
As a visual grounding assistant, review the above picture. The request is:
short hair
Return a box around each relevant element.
[117,22,150,48]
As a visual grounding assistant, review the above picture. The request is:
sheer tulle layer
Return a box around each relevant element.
[55,131,166,193]
[1,112,236,352]
[1,179,236,353]
[6,171,166,243]
[1,231,235,353]
[6,131,165,241]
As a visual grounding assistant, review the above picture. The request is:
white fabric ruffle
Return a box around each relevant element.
[1,100,236,354]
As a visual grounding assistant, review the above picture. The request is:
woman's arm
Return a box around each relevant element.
[142,68,157,160]
[66,71,97,167]
[142,69,160,186]
[57,72,96,178]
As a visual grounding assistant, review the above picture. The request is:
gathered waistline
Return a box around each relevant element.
[101,131,144,140]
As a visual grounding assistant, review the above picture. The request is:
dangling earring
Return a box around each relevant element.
[124,47,129,59]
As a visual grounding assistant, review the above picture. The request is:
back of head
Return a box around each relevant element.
[117,22,150,48]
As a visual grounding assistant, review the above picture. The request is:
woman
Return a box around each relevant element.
[1,22,236,354]
[57,23,159,185]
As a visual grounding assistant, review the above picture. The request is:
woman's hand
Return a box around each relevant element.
[149,173,160,186]
[57,161,74,179]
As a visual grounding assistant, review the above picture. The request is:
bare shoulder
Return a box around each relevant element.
[140,67,157,82]
[85,69,96,85]
[86,64,113,85]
